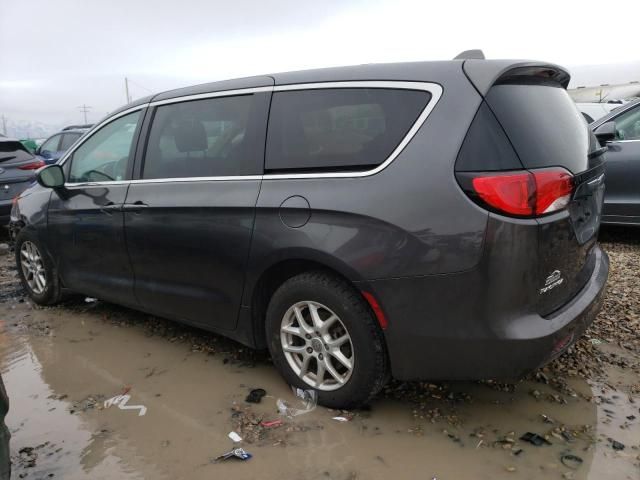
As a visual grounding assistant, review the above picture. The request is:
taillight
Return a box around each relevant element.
[533,170,573,214]
[18,160,46,170]
[459,168,574,217]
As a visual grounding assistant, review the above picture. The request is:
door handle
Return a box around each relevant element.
[122,201,149,213]
[100,202,122,214]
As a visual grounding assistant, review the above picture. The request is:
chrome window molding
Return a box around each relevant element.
[65,181,131,189]
[60,80,443,187]
[148,86,273,108]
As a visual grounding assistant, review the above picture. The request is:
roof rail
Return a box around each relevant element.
[454,49,485,60]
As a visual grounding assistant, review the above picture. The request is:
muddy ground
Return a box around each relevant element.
[0,228,638,480]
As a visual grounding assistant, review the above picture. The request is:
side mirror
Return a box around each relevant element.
[37,164,65,189]
[594,121,616,146]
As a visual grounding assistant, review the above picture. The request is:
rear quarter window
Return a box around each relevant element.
[265,88,431,172]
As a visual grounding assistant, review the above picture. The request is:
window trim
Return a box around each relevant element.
[57,81,443,186]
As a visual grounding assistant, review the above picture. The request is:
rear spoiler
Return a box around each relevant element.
[463,60,571,96]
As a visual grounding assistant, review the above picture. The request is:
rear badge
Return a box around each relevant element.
[540,270,563,294]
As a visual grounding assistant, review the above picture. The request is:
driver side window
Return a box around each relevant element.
[614,105,640,141]
[68,111,141,183]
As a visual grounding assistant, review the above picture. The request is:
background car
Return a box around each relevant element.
[592,98,640,225]
[0,138,44,226]
[35,128,89,164]
[19,139,39,153]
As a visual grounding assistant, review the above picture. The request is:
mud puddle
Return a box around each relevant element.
[0,300,636,480]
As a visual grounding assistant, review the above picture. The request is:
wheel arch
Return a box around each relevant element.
[243,249,369,349]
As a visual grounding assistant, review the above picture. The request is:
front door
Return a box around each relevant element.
[124,91,270,330]
[603,104,640,222]
[48,110,144,304]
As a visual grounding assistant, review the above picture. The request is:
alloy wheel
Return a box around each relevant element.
[20,241,47,295]
[280,301,355,391]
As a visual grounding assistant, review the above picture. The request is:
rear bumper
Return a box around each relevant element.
[369,245,609,381]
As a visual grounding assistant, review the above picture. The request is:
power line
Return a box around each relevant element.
[126,78,154,94]
[77,104,92,124]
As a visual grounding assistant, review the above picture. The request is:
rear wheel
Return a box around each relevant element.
[266,271,389,409]
[15,231,62,305]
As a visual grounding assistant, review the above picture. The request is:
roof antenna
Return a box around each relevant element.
[454,49,485,60]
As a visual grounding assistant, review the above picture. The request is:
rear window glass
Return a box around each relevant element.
[0,141,34,163]
[266,88,431,172]
[486,85,590,174]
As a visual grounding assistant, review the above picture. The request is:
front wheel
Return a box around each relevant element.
[15,231,62,305]
[266,271,389,409]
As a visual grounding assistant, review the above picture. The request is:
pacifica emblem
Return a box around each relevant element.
[540,270,563,294]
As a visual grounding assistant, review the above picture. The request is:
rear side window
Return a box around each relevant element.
[0,141,34,163]
[486,84,590,174]
[143,94,265,179]
[266,88,431,172]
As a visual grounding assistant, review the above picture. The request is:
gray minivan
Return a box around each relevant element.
[10,56,609,408]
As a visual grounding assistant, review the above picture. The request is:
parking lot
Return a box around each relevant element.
[0,227,637,480]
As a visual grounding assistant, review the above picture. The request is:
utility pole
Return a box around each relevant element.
[1,115,6,136]
[77,104,92,124]
[125,77,132,103]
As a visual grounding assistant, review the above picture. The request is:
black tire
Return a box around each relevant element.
[14,230,63,306]
[266,271,389,409]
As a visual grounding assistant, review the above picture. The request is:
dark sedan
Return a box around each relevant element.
[592,98,640,225]
[0,139,44,226]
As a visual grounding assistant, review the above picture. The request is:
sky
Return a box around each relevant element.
[1,0,639,136]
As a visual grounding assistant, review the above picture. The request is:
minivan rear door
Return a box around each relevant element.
[124,85,272,331]
[484,81,605,315]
